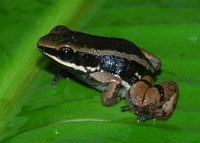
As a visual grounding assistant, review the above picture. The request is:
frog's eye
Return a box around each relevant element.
[57,48,74,61]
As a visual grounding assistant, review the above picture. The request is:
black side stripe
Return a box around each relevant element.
[138,79,152,87]
[154,84,165,101]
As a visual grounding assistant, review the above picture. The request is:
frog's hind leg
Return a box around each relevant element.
[150,82,178,119]
[123,75,178,121]
[90,72,122,106]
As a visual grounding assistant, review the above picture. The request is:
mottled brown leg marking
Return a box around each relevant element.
[127,75,178,121]
[90,72,122,106]
[129,75,153,107]
[154,82,178,119]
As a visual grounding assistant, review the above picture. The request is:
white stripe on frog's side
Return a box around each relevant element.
[44,52,100,73]
[46,50,132,97]
[64,43,155,73]
[86,65,100,72]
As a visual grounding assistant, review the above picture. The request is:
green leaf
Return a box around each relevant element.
[1,0,200,142]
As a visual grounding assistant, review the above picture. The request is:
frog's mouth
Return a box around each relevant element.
[37,44,57,57]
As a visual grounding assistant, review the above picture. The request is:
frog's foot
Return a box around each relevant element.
[136,116,148,123]
[153,83,178,119]
[144,81,178,119]
[52,70,70,86]
[121,105,130,112]
[90,72,122,106]
[124,75,178,121]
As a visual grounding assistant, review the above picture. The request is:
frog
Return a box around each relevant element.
[37,25,178,122]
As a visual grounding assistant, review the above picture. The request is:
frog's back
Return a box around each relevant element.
[73,31,145,59]
[48,25,146,59]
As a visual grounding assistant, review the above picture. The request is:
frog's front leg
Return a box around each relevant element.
[51,70,70,86]
[123,75,178,121]
[90,72,122,106]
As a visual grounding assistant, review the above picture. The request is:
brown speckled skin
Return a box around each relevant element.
[124,75,178,121]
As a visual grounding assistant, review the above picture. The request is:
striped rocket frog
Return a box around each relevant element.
[37,25,178,122]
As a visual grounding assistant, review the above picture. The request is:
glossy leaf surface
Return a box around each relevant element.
[0,0,200,142]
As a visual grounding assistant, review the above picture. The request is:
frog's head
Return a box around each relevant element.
[37,25,75,53]
[37,25,85,72]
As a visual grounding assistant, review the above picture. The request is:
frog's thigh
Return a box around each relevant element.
[90,72,122,106]
[144,81,178,119]
[129,75,153,106]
